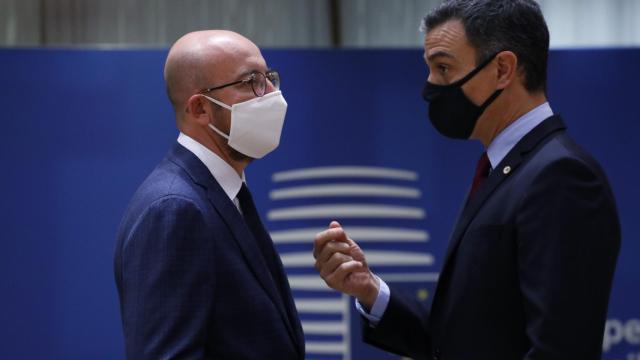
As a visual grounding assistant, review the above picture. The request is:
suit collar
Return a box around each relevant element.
[176,132,245,201]
[486,102,553,168]
[441,115,567,271]
[166,142,304,355]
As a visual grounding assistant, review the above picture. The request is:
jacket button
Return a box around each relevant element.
[433,348,441,360]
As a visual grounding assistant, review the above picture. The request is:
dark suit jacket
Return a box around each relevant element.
[364,116,621,360]
[114,143,304,359]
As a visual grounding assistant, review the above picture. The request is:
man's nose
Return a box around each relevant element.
[264,78,277,94]
[426,73,435,84]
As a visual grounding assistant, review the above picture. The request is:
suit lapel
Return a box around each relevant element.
[204,184,302,351]
[441,116,567,272]
[249,215,306,354]
[166,143,302,355]
[275,256,305,355]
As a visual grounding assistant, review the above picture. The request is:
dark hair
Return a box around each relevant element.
[422,0,549,93]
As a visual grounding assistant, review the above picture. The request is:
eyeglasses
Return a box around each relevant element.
[200,70,280,97]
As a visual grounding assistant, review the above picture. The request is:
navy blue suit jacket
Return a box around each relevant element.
[364,116,621,359]
[114,143,304,359]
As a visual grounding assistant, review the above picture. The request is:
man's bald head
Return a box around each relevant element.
[163,30,261,116]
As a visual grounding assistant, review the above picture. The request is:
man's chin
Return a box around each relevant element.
[228,147,253,163]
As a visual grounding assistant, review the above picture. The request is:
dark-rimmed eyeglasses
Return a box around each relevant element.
[199,70,280,97]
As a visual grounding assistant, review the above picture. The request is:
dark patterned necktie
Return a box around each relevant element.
[237,183,300,329]
[236,183,284,290]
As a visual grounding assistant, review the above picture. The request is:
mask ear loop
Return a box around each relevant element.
[461,51,505,111]
[208,123,230,140]
[201,95,232,140]
[451,51,503,87]
[201,94,232,110]
[478,88,504,112]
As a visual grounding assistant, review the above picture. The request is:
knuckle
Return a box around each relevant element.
[339,261,353,272]
[328,251,340,262]
[330,252,348,265]
[324,272,335,284]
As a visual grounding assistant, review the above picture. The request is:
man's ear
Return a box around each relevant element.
[185,94,211,126]
[496,51,518,89]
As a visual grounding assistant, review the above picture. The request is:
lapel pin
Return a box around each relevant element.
[503,166,511,175]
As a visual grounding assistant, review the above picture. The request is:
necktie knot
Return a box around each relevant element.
[237,183,253,214]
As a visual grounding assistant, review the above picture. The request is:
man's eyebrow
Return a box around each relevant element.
[425,51,455,62]
[233,68,265,80]
[230,69,254,81]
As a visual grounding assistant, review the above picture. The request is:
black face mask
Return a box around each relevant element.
[422,53,503,139]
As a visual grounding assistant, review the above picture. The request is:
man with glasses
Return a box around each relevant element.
[114,30,304,359]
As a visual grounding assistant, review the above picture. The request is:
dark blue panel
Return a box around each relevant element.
[0,48,638,359]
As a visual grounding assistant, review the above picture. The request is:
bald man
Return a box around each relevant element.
[114,30,304,359]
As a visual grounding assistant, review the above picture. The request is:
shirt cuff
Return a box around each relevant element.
[354,276,390,327]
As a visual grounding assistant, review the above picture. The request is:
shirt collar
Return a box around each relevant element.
[177,132,245,201]
[486,102,553,169]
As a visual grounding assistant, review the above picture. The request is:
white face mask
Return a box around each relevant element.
[202,90,287,159]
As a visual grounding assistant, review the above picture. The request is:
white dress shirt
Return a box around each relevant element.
[177,132,245,211]
[357,102,554,325]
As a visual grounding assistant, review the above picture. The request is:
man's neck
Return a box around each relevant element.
[473,90,547,148]
[181,128,248,177]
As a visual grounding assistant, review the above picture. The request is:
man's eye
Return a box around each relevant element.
[241,75,255,87]
[438,65,449,74]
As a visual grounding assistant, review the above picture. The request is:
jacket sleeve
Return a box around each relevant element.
[118,196,215,360]
[516,158,620,359]
[362,287,432,360]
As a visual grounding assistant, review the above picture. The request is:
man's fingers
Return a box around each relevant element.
[313,227,349,259]
[325,260,365,287]
[314,241,352,272]
[323,222,349,243]
[319,252,353,278]
[312,221,370,296]
[349,244,366,262]
[316,241,352,266]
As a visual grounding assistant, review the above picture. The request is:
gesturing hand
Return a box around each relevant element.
[313,221,380,309]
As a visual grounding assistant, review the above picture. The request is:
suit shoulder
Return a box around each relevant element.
[515,132,619,215]
[511,131,618,215]
[116,159,210,239]
[134,159,205,206]
[527,132,608,182]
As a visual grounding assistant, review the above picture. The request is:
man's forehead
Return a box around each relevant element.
[227,55,267,78]
[203,49,266,80]
[423,19,467,60]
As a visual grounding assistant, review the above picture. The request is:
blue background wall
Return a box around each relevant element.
[0,48,637,359]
